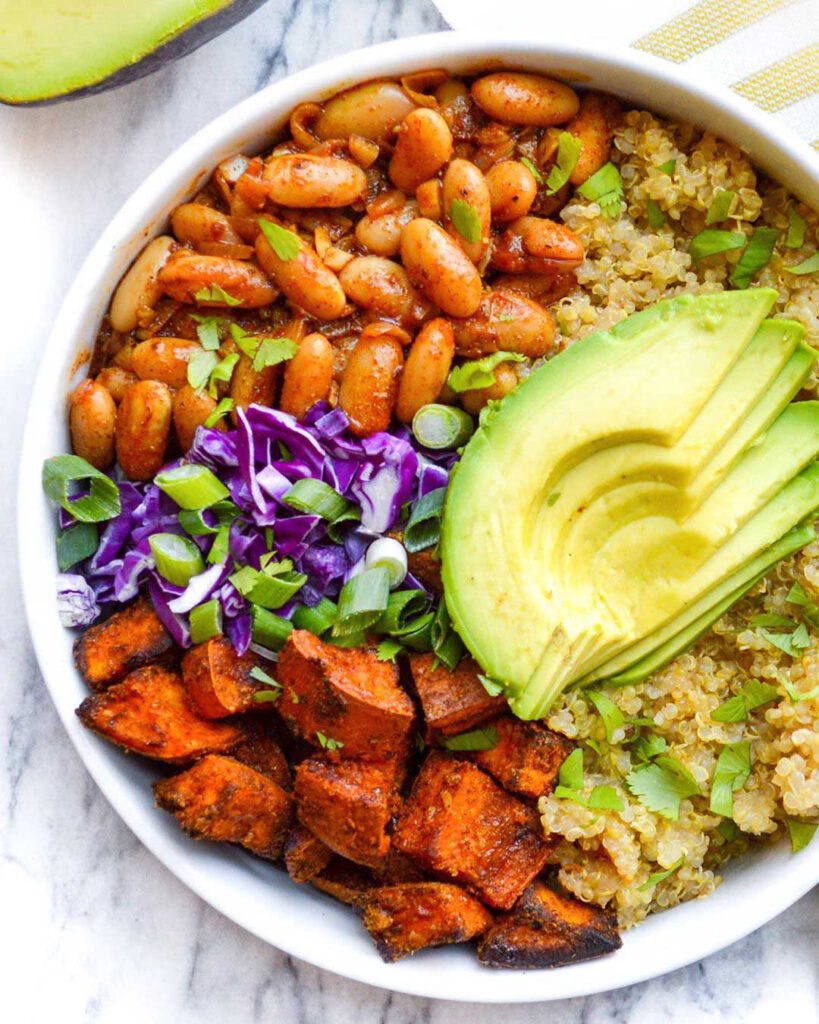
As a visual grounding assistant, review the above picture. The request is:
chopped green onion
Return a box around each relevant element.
[208,352,240,397]
[187,349,219,391]
[155,464,229,510]
[545,131,583,195]
[558,748,584,790]
[316,731,344,751]
[404,487,446,553]
[448,352,525,393]
[787,818,817,853]
[785,206,808,249]
[230,563,306,610]
[375,589,429,634]
[250,665,282,702]
[689,229,746,263]
[431,599,464,670]
[705,189,736,225]
[328,630,369,649]
[658,158,676,175]
[638,856,684,892]
[149,533,205,587]
[440,725,498,751]
[292,598,338,635]
[576,162,624,219]
[365,537,408,588]
[326,506,362,543]
[193,284,243,306]
[207,524,231,564]
[729,227,778,288]
[412,404,475,449]
[519,155,544,184]
[333,567,391,637]
[784,252,819,276]
[586,690,625,743]
[204,397,235,429]
[395,611,435,651]
[251,605,293,651]
[449,198,482,244]
[179,500,239,536]
[189,599,223,644]
[646,199,666,229]
[258,219,302,261]
[718,819,739,842]
[56,521,98,571]
[283,478,353,522]
[43,454,121,523]
[189,313,225,350]
[709,741,751,818]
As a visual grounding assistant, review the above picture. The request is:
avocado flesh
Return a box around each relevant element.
[441,287,819,719]
[0,0,242,104]
[599,523,815,688]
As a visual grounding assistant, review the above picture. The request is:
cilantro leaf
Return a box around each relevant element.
[705,189,736,225]
[189,313,226,350]
[785,206,808,249]
[689,229,746,263]
[783,252,819,276]
[577,162,624,219]
[646,199,666,229]
[639,855,685,891]
[447,352,525,393]
[545,132,583,195]
[709,741,751,817]
[376,637,403,662]
[631,731,667,763]
[718,819,739,842]
[748,613,796,628]
[558,748,584,790]
[787,818,817,853]
[440,726,499,751]
[316,731,344,751]
[187,350,219,391]
[587,690,625,742]
[783,680,819,702]
[626,756,700,820]
[208,352,240,397]
[204,397,235,429]
[555,783,624,812]
[729,227,778,288]
[519,156,544,184]
[658,158,676,175]
[193,284,243,306]
[258,219,302,261]
[253,337,299,372]
[710,679,779,723]
[449,199,483,244]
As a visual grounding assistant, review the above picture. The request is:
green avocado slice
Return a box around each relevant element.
[0,0,266,105]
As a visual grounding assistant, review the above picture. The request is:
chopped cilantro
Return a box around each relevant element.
[787,818,817,853]
[586,690,625,743]
[783,252,819,276]
[193,284,243,306]
[555,783,624,811]
[729,227,778,288]
[250,665,282,702]
[646,199,666,229]
[710,679,779,723]
[316,731,344,752]
[258,219,302,261]
[189,313,226,350]
[638,855,684,891]
[376,637,403,662]
[204,397,235,429]
[558,748,584,790]
[658,158,676,175]
[626,755,700,820]
[441,725,499,751]
[577,162,624,219]
[631,731,667,763]
[689,229,746,263]
[230,323,298,372]
[187,349,219,392]
[761,622,810,657]
[785,206,808,249]
[783,680,819,703]
[447,351,525,393]
[748,613,796,628]
[718,819,740,842]
[545,132,583,195]
[207,352,240,397]
[519,155,544,184]
[709,741,751,818]
[705,189,736,225]
[252,690,281,704]
[449,198,483,244]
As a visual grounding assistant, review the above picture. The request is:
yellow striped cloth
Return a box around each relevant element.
[432,0,819,147]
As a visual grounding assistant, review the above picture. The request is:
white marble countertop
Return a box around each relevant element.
[2,1,818,1020]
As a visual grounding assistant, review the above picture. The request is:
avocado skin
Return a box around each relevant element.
[1,0,268,106]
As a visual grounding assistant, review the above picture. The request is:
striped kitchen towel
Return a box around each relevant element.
[430,0,819,146]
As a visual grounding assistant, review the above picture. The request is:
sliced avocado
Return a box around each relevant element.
[587,522,815,687]
[0,0,266,105]
[441,287,819,720]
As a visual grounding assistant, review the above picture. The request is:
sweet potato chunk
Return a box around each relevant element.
[182,637,264,718]
[471,717,574,799]
[285,825,333,883]
[392,752,553,909]
[76,664,242,763]
[74,596,172,690]
[294,756,400,868]
[478,881,621,969]
[311,856,375,906]
[230,722,292,790]
[409,653,504,739]
[363,882,493,962]
[154,754,293,860]
[277,630,415,758]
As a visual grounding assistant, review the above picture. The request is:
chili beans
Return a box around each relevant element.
[115,380,173,481]
[70,379,116,470]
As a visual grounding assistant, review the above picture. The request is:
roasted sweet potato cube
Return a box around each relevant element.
[363,882,493,962]
[182,637,265,718]
[387,530,443,597]
[470,717,574,799]
[409,653,504,739]
[230,722,292,790]
[294,755,400,868]
[311,856,375,906]
[392,752,553,910]
[277,630,415,758]
[477,881,621,969]
[284,825,333,883]
[76,664,242,763]
[375,848,427,884]
[154,754,293,860]
[74,596,173,690]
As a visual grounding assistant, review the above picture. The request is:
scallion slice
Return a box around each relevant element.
[56,521,98,571]
[178,499,240,537]
[729,227,778,288]
[705,189,736,225]
[404,487,446,553]
[149,533,205,586]
[412,404,474,450]
[689,229,746,263]
[784,252,819,276]
[646,199,666,229]
[292,598,338,636]
[365,537,408,588]
[155,464,229,510]
[375,589,429,634]
[448,352,525,394]
[230,564,306,610]
[283,478,352,522]
[204,398,234,429]
[42,454,121,523]
[189,599,223,644]
[395,611,435,651]
[251,605,294,651]
[785,206,808,249]
[207,353,240,397]
[207,524,231,564]
[333,567,391,637]
[431,599,465,670]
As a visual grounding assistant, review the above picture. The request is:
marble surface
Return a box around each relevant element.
[2,1,818,1020]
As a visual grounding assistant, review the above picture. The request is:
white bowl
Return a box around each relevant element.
[18,31,819,1002]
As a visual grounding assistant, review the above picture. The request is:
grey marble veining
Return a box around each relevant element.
[1,1,818,1020]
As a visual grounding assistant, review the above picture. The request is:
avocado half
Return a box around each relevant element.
[441,289,819,719]
[0,0,268,106]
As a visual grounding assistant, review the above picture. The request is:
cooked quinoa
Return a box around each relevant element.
[539,109,819,929]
